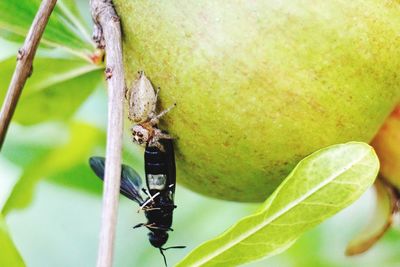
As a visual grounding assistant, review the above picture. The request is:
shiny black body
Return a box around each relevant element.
[142,139,176,248]
[89,139,182,266]
[145,139,176,196]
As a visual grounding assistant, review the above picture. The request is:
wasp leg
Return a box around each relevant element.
[138,192,161,211]
[145,223,173,231]
[133,223,145,229]
[142,188,148,195]
[142,207,162,211]
[142,188,152,198]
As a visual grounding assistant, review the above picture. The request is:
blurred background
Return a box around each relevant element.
[0,1,399,266]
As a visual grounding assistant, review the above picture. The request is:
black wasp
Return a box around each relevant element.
[89,139,184,266]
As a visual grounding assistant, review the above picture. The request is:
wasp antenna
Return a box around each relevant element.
[162,245,186,250]
[158,246,185,266]
[159,248,168,267]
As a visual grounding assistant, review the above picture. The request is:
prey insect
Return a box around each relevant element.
[126,71,175,150]
[89,139,184,266]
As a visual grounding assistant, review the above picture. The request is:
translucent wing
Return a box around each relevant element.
[89,156,145,205]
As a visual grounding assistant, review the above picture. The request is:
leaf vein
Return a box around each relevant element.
[191,149,369,266]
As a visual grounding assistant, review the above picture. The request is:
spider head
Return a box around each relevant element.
[131,124,150,145]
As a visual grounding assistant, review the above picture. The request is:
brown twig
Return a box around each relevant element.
[0,0,57,150]
[90,1,125,267]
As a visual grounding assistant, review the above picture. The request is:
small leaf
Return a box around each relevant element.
[0,0,92,52]
[177,142,379,267]
[0,57,102,125]
[346,178,396,255]
[0,214,25,267]
[56,0,93,43]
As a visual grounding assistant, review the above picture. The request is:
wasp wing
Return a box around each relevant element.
[89,156,145,205]
[120,162,145,204]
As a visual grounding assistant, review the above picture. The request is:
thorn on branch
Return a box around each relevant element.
[111,15,120,22]
[105,67,113,80]
[17,48,25,61]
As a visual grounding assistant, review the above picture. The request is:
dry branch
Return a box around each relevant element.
[90,1,125,267]
[0,0,57,150]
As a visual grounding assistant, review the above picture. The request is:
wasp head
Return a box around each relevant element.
[148,231,168,248]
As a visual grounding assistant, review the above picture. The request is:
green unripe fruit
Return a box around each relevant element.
[115,0,400,201]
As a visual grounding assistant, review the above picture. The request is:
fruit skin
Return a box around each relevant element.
[371,105,400,189]
[114,0,400,202]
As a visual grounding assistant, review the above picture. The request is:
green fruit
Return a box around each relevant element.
[115,0,400,202]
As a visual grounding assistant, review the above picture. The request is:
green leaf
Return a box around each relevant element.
[0,123,68,167]
[46,163,103,195]
[56,0,92,43]
[177,142,379,267]
[0,214,25,267]
[0,0,93,54]
[46,140,148,195]
[2,122,103,215]
[0,57,102,125]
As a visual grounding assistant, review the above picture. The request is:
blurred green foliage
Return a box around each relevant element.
[0,214,24,267]
[0,1,399,267]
